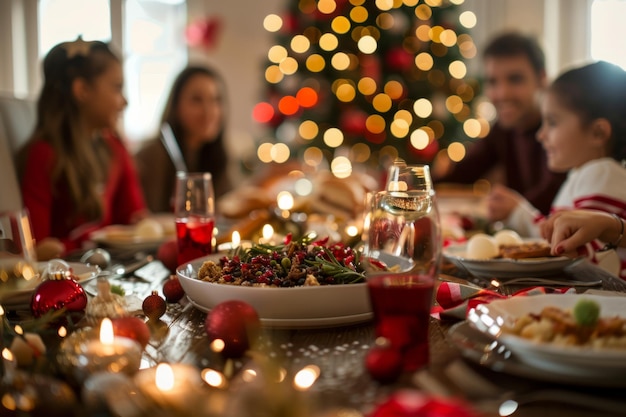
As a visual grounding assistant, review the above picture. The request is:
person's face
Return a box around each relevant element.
[483,54,545,130]
[176,74,223,143]
[78,61,127,130]
[536,92,598,172]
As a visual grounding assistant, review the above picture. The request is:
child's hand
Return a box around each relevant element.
[486,184,524,222]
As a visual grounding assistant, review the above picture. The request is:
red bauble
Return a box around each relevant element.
[369,389,479,417]
[30,276,88,319]
[111,316,151,349]
[205,300,260,358]
[142,291,167,320]
[157,239,179,273]
[365,344,403,384]
[163,276,185,303]
[385,47,414,72]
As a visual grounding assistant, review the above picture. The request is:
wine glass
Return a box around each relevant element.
[366,162,442,275]
[174,172,216,265]
[0,209,39,298]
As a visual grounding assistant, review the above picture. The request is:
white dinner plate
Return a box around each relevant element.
[0,261,100,307]
[467,294,626,378]
[443,241,581,278]
[90,225,175,251]
[176,254,374,329]
[448,320,626,387]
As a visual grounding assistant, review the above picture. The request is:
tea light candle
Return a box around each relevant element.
[259,224,274,244]
[217,230,253,252]
[134,363,204,413]
[58,318,142,383]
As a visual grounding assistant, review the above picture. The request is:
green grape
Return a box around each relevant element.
[573,299,600,327]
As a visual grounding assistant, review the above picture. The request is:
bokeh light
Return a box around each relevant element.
[263,14,283,32]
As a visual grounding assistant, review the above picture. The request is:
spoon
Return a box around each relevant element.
[80,248,112,270]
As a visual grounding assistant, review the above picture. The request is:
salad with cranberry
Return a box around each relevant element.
[197,233,388,287]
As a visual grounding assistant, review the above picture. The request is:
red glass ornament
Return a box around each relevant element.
[30,274,88,318]
[205,300,260,358]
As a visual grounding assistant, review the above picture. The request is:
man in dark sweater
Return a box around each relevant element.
[435,32,566,218]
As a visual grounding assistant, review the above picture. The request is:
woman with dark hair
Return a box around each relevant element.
[18,37,147,258]
[135,66,232,213]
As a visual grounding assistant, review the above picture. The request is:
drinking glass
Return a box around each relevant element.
[174,172,215,265]
[367,163,442,275]
[364,162,441,372]
[0,209,39,297]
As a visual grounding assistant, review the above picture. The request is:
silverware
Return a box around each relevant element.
[492,277,603,288]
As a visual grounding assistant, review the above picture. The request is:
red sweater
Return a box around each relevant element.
[21,132,146,251]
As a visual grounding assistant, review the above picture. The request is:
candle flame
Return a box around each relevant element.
[231,231,241,246]
[277,191,294,210]
[100,318,114,345]
[293,365,320,391]
[2,348,13,362]
[58,326,67,338]
[0,305,4,316]
[262,224,274,240]
[14,325,23,336]
[156,363,175,391]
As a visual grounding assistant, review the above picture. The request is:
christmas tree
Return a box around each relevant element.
[253,0,482,177]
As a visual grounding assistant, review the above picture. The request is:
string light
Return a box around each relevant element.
[256,2,478,167]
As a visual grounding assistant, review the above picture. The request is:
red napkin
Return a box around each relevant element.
[431,281,575,320]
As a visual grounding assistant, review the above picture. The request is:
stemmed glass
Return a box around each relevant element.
[366,162,442,275]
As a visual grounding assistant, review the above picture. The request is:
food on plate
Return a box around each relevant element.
[498,241,552,259]
[464,232,552,260]
[503,299,626,348]
[197,235,388,287]
[135,218,164,239]
[466,234,499,259]
[493,229,523,246]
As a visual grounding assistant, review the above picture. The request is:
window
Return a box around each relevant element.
[37,0,187,144]
[590,0,626,70]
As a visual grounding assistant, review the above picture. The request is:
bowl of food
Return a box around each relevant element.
[176,237,410,328]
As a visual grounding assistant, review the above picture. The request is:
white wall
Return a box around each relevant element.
[186,0,287,163]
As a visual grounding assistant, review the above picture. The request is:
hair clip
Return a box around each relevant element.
[62,35,92,59]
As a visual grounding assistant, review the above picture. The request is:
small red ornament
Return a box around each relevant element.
[30,261,88,320]
[142,291,167,320]
[365,342,403,384]
[205,300,260,358]
[111,316,151,349]
[163,276,185,303]
[369,389,480,417]
[157,239,179,273]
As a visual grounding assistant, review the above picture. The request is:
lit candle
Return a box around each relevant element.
[2,348,16,384]
[57,318,142,383]
[134,362,204,413]
[260,224,274,244]
[231,231,241,249]
[217,230,252,252]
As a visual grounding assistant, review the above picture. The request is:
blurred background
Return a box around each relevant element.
[0,0,623,180]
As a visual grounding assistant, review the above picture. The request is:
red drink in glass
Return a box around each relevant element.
[176,216,215,265]
[367,273,434,371]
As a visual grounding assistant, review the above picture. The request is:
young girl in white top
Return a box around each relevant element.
[488,61,626,276]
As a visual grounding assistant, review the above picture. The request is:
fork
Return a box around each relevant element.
[494,277,603,287]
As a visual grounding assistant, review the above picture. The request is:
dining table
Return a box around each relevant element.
[35,242,622,417]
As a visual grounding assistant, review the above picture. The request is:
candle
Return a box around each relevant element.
[134,362,205,413]
[217,230,253,252]
[231,231,241,249]
[259,224,274,244]
[57,318,142,383]
[2,348,16,383]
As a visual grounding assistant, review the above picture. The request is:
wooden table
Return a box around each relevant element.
[117,255,626,417]
[9,250,626,417]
